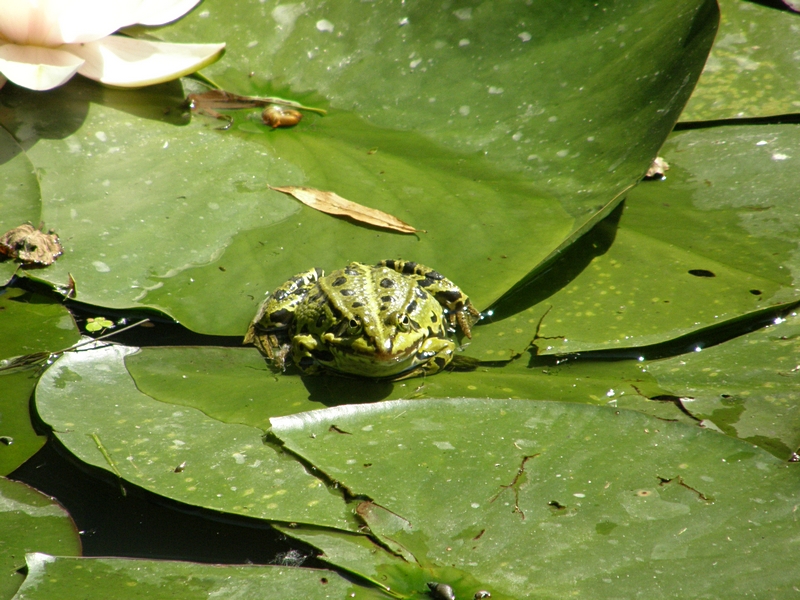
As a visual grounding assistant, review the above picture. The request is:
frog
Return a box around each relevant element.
[244,260,480,379]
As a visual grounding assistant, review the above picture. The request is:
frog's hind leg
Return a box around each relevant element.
[377,260,480,338]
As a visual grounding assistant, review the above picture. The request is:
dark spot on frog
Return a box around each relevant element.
[273,289,287,302]
[344,267,359,276]
[418,277,435,288]
[406,299,418,313]
[380,305,389,311]
[331,276,347,286]
[400,261,417,274]
[430,313,438,322]
[437,290,464,305]
[380,278,394,288]
[351,301,364,308]
[434,356,448,370]
[427,270,444,281]
[340,289,355,296]
[381,295,393,303]
[269,308,292,324]
[414,287,427,299]
[688,269,715,278]
[382,259,396,269]
[311,349,335,363]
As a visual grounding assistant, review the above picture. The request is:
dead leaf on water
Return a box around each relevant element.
[0,223,63,267]
[269,186,424,234]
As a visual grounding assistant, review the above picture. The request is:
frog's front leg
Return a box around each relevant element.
[378,259,480,338]
[291,333,327,375]
[245,267,323,370]
[394,336,456,380]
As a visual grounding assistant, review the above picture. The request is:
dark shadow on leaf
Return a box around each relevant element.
[744,0,799,14]
[0,77,189,153]
[482,201,624,322]
[302,375,394,406]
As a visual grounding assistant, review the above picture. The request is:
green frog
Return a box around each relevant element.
[244,260,480,379]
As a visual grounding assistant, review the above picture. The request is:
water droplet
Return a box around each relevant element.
[316,19,334,32]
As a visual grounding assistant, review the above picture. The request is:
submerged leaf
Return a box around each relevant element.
[269,186,422,234]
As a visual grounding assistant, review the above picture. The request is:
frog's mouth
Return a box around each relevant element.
[318,336,428,378]
[336,345,426,377]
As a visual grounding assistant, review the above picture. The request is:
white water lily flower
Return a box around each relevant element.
[0,0,225,91]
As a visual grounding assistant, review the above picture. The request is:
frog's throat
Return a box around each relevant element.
[323,337,426,377]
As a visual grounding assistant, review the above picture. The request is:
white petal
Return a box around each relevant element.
[134,0,202,26]
[0,0,142,45]
[70,35,224,87]
[0,43,83,90]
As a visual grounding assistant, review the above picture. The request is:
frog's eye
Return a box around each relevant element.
[395,313,411,332]
[346,317,363,336]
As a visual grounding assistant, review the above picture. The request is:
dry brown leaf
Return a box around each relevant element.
[269,186,424,234]
[0,223,63,266]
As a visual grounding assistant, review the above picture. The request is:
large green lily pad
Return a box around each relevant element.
[682,0,800,121]
[11,553,389,600]
[272,399,800,599]
[0,478,81,600]
[466,122,800,358]
[124,345,694,427]
[34,343,356,530]
[649,310,800,460]
[1,0,716,336]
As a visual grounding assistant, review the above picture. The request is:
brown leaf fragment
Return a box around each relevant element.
[262,105,302,128]
[0,223,63,266]
[644,156,670,179]
[269,186,424,234]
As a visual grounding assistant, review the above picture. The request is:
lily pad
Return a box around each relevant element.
[124,345,695,427]
[0,290,79,475]
[0,126,39,286]
[0,289,78,362]
[34,343,357,530]
[124,346,320,430]
[466,122,800,358]
[648,310,800,460]
[0,371,46,477]
[2,0,716,336]
[0,478,81,600]
[682,0,800,121]
[272,399,800,599]
[11,553,389,600]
